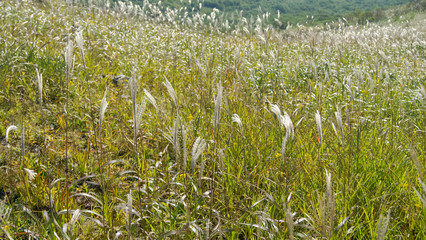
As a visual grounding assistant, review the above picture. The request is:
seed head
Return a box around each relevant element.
[5,125,18,145]
[99,88,108,132]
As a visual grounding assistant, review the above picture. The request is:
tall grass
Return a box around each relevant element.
[0,0,425,238]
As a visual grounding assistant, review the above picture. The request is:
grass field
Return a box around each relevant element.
[0,0,425,239]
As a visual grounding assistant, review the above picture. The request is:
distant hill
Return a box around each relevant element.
[128,0,418,25]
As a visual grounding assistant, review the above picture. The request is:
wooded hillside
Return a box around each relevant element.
[130,0,417,24]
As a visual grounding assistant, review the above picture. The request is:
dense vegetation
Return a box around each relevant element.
[137,0,419,25]
[0,0,425,239]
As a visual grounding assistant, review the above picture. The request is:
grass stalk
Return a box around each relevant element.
[64,34,73,226]
[99,88,108,236]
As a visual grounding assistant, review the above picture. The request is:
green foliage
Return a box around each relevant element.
[139,0,416,25]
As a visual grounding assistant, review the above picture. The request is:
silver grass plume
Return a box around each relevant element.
[135,99,147,135]
[315,110,322,145]
[270,104,293,163]
[331,121,342,145]
[129,73,138,114]
[75,30,86,71]
[280,134,288,165]
[99,88,108,133]
[295,117,304,131]
[163,77,178,109]
[191,137,206,174]
[335,106,344,144]
[163,76,180,157]
[143,88,158,112]
[282,111,294,140]
[36,68,43,104]
[5,125,18,146]
[285,206,294,240]
[214,81,223,132]
[376,209,391,240]
[24,168,37,181]
[65,35,73,88]
[162,78,181,158]
[231,113,243,136]
[270,104,282,126]
[326,169,332,201]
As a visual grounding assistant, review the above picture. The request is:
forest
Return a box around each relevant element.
[131,0,418,25]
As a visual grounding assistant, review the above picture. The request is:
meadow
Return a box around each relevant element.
[0,0,425,239]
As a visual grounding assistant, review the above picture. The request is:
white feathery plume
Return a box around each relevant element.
[191,137,206,174]
[143,88,158,112]
[331,121,343,145]
[315,110,322,145]
[335,106,344,143]
[280,134,288,165]
[376,209,391,240]
[270,104,294,161]
[129,73,138,111]
[326,169,332,193]
[231,113,243,135]
[5,125,18,145]
[24,168,37,181]
[295,117,304,130]
[99,88,108,132]
[285,206,294,240]
[163,77,178,108]
[326,169,333,207]
[282,111,294,139]
[75,30,86,70]
[135,99,147,135]
[36,68,43,104]
[270,104,282,126]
